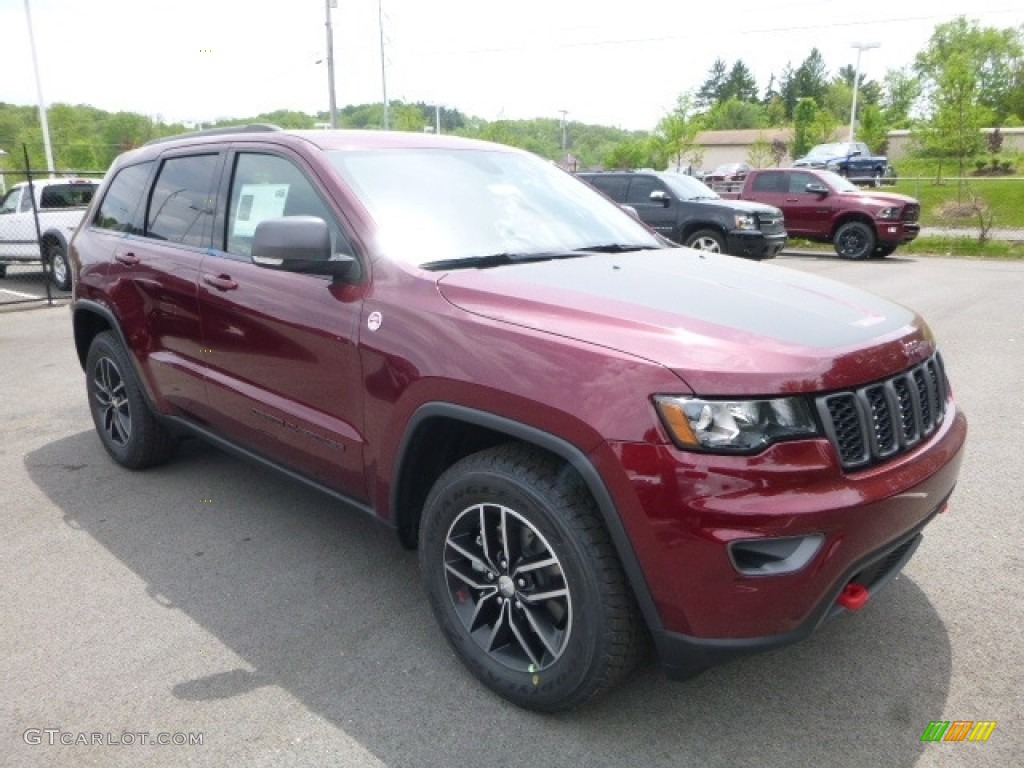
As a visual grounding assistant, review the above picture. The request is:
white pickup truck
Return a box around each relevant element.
[0,178,99,289]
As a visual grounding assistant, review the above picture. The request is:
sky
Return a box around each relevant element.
[1,0,1021,132]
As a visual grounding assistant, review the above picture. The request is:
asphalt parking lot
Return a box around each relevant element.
[2,253,1021,768]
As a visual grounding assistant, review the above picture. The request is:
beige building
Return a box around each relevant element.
[686,127,1024,171]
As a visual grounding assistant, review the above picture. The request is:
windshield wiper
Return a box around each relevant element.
[421,251,583,271]
[572,243,651,253]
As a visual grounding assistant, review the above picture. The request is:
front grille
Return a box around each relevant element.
[757,215,785,234]
[816,353,947,470]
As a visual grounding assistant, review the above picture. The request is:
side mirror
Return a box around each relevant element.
[805,183,828,196]
[252,216,357,279]
[649,190,670,208]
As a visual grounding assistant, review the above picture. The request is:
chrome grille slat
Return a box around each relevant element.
[817,353,947,470]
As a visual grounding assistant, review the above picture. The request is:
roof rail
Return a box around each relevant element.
[143,123,283,146]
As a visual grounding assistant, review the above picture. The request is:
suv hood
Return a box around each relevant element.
[436,249,929,394]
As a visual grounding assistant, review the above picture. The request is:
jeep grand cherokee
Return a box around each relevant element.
[69,126,966,712]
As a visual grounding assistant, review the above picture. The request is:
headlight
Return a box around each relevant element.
[734,214,757,231]
[654,395,819,453]
[877,206,902,220]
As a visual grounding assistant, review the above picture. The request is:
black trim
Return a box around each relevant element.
[161,416,377,521]
[654,496,948,680]
[394,402,665,637]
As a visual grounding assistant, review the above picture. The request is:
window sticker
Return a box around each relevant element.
[232,184,290,237]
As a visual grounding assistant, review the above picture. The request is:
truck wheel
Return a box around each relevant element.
[834,222,875,260]
[684,229,725,254]
[871,170,883,188]
[86,331,176,469]
[48,241,72,290]
[419,443,647,712]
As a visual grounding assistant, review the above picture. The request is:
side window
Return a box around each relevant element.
[0,187,21,214]
[94,162,153,233]
[626,177,667,206]
[585,176,629,202]
[788,172,817,194]
[146,154,219,247]
[225,152,352,259]
[752,172,783,193]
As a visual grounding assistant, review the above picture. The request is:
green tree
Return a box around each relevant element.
[881,67,921,128]
[702,98,767,130]
[656,94,703,171]
[916,52,991,188]
[791,98,818,158]
[725,61,759,102]
[915,17,1024,125]
[857,104,889,154]
[697,58,729,109]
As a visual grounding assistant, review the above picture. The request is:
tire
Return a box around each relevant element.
[833,221,876,260]
[48,241,71,290]
[872,244,897,258]
[683,229,726,254]
[871,170,883,188]
[419,443,647,712]
[85,331,176,469]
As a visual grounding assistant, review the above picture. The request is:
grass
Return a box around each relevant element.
[787,236,1024,260]
[888,176,1024,229]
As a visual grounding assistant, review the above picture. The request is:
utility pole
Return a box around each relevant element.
[325,0,338,129]
[848,42,879,144]
[379,0,389,130]
[24,0,55,176]
[559,110,568,153]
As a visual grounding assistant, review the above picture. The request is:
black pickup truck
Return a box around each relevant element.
[578,170,786,259]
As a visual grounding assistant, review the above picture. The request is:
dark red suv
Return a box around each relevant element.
[69,126,967,712]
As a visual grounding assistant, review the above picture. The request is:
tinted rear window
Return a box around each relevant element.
[94,163,154,233]
[40,183,97,209]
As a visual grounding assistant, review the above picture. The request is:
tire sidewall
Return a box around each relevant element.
[50,242,71,290]
[684,229,725,253]
[834,221,875,260]
[419,465,604,711]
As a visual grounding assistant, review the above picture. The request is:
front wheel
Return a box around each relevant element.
[683,229,726,254]
[833,221,876,260]
[419,444,647,712]
[48,241,71,290]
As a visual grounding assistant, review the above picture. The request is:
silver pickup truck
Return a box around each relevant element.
[0,178,99,289]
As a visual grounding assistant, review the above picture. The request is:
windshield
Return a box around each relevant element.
[328,148,661,267]
[806,143,849,158]
[661,174,719,201]
[818,170,861,192]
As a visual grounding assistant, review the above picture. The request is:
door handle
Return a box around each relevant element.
[785,197,800,202]
[115,251,139,266]
[203,273,238,291]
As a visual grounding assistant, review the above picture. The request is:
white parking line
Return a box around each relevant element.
[0,287,41,299]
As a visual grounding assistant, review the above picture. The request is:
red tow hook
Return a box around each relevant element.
[837,583,869,611]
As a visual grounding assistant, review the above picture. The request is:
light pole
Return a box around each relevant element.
[559,110,568,153]
[848,42,879,144]
[24,0,55,176]
[379,0,389,130]
[325,0,338,129]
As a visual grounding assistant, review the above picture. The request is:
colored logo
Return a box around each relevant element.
[920,721,997,742]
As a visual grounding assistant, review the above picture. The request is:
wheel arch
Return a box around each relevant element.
[828,212,877,241]
[390,402,663,634]
[678,221,726,243]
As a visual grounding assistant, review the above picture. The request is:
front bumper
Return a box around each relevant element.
[600,400,966,677]
[877,221,920,246]
[726,230,787,260]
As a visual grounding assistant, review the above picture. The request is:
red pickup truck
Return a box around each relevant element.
[723,168,920,259]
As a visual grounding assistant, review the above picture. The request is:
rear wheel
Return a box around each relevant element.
[419,443,647,712]
[833,221,876,260]
[48,241,71,290]
[683,229,726,254]
[85,331,176,469]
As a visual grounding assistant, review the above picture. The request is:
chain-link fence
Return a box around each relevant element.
[0,146,104,307]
